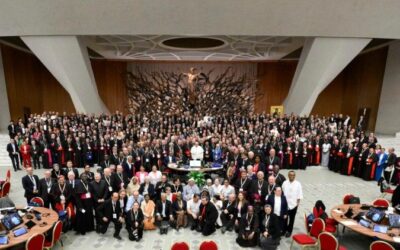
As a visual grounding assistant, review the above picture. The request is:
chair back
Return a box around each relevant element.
[373,199,390,208]
[370,240,395,250]
[6,169,11,182]
[1,182,10,197]
[200,241,218,250]
[30,197,44,207]
[304,213,310,232]
[48,221,63,248]
[26,233,45,250]
[343,194,354,204]
[318,232,338,250]
[171,242,189,250]
[310,218,325,238]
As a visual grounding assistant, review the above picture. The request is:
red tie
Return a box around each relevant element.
[201,206,206,218]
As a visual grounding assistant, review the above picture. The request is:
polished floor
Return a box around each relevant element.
[2,165,387,250]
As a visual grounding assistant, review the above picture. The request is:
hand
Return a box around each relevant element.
[263,232,269,238]
[135,222,139,227]
[103,217,108,222]
[229,214,234,219]
[198,216,202,221]
[157,216,162,221]
[284,215,288,219]
[192,214,197,220]
[235,220,239,226]
[248,232,254,240]
[169,216,174,221]
[224,209,228,214]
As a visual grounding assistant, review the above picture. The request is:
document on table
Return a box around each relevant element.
[341,220,358,226]
[333,209,343,214]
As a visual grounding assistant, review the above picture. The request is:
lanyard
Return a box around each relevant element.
[240,178,248,188]
[59,184,66,194]
[81,181,89,192]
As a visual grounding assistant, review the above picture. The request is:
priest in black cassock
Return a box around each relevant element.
[236,205,259,247]
[198,196,218,236]
[74,173,95,235]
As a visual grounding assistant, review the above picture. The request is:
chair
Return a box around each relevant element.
[44,221,63,249]
[6,169,11,182]
[26,233,45,250]
[380,188,395,198]
[372,198,390,208]
[290,218,325,250]
[370,240,395,250]
[342,194,354,204]
[318,232,347,250]
[304,213,310,232]
[171,242,189,250]
[0,181,10,197]
[199,241,218,250]
[30,197,45,207]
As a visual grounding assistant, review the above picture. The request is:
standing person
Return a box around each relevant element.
[96,192,123,240]
[74,173,95,235]
[126,201,144,241]
[266,186,288,235]
[321,140,331,167]
[31,140,42,169]
[259,204,281,250]
[20,139,32,169]
[281,171,303,237]
[7,138,20,171]
[91,173,109,231]
[363,147,378,181]
[198,196,218,236]
[22,167,40,204]
[38,170,54,208]
[375,146,388,182]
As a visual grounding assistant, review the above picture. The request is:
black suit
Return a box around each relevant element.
[30,144,42,169]
[156,200,173,221]
[7,143,20,171]
[198,201,218,236]
[250,179,268,202]
[96,199,122,236]
[38,178,54,208]
[22,175,40,203]
[112,172,128,192]
[125,209,144,241]
[220,200,237,230]
[123,161,135,179]
[138,183,156,199]
[259,213,281,249]
[64,168,79,179]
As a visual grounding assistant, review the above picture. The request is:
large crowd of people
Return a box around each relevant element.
[5,111,399,249]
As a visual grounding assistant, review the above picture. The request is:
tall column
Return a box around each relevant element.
[21,36,108,114]
[0,48,11,132]
[283,37,371,115]
[376,41,400,135]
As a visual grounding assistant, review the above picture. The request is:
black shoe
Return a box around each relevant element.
[114,235,122,240]
[190,225,195,231]
[221,227,226,234]
[136,238,140,242]
[285,232,291,238]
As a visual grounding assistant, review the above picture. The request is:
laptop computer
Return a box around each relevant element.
[373,224,388,234]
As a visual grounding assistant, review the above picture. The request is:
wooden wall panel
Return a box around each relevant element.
[91,60,128,113]
[255,61,297,113]
[311,74,345,117]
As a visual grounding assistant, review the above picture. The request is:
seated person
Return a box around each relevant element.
[198,196,218,236]
[236,205,259,248]
[187,194,201,230]
[172,192,187,230]
[140,194,156,230]
[96,192,123,240]
[155,193,174,234]
[220,193,237,233]
[259,204,281,250]
[126,201,144,242]
[308,200,337,232]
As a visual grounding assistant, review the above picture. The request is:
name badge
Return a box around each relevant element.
[245,226,250,230]
[85,192,91,199]
[60,195,65,200]
[146,158,149,163]
[113,213,117,219]
[109,186,113,192]
[47,187,51,193]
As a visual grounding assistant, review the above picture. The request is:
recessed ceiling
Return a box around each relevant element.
[84,35,305,61]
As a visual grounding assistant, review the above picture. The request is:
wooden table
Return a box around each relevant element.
[331,204,400,243]
[167,163,224,173]
[0,207,59,249]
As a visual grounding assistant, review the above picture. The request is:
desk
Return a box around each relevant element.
[0,207,59,249]
[331,204,400,243]
[167,163,224,173]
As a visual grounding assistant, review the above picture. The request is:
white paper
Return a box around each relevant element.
[393,237,400,243]
[341,220,357,226]
[333,209,343,214]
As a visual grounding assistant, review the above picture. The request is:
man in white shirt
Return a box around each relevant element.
[220,179,235,201]
[190,141,204,161]
[281,170,303,237]
[187,194,201,230]
[183,178,200,201]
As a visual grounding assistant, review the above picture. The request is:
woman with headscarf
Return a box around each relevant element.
[140,194,156,230]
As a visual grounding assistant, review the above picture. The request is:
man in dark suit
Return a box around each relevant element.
[38,170,54,208]
[22,167,40,204]
[112,165,128,192]
[125,200,144,241]
[100,154,112,170]
[7,121,18,138]
[163,151,176,166]
[123,156,135,179]
[265,149,281,176]
[250,171,268,202]
[155,193,174,229]
[96,192,123,240]
[7,138,20,171]
[220,193,237,233]
[30,140,42,169]
[64,161,79,179]
[198,196,218,236]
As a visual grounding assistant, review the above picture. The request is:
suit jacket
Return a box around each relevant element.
[64,168,79,179]
[250,179,268,200]
[112,172,129,192]
[38,178,55,201]
[138,183,156,198]
[163,156,177,166]
[266,194,288,217]
[123,161,135,179]
[234,177,252,193]
[172,199,187,216]
[6,143,19,157]
[265,156,281,168]
[126,209,144,230]
[260,213,281,240]
[156,200,173,218]
[90,180,109,203]
[22,175,40,198]
[97,198,122,219]
[221,200,238,218]
[199,202,218,225]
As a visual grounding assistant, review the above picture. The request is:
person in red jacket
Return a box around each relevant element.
[20,139,32,169]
